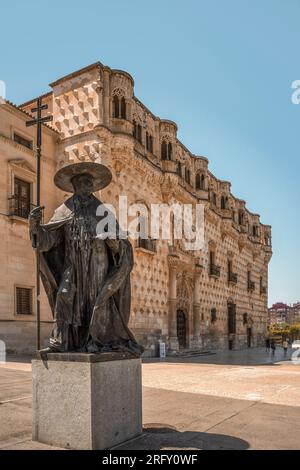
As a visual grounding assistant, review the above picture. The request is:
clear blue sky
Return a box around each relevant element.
[1,0,299,306]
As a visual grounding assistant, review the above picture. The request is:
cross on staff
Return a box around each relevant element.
[26,97,53,350]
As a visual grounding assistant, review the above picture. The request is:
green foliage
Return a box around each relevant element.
[269,322,300,339]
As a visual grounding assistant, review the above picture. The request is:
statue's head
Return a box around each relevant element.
[71,173,94,198]
[54,162,112,194]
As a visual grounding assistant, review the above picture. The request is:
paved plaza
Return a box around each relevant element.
[0,348,299,450]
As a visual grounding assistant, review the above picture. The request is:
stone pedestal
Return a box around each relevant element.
[32,352,142,450]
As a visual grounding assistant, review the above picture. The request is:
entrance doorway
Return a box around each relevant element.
[247,327,252,348]
[177,310,187,348]
[228,302,236,350]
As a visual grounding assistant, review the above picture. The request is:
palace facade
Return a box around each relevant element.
[0,61,272,355]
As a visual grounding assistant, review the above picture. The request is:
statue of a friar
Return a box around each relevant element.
[29,162,143,355]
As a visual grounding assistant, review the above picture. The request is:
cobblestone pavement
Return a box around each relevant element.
[0,348,299,450]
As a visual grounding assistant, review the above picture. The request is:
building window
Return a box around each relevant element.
[113,95,126,119]
[16,287,33,315]
[149,135,153,153]
[137,237,156,252]
[133,121,142,144]
[161,140,168,160]
[228,260,238,283]
[243,313,248,325]
[211,308,217,323]
[120,97,126,119]
[177,161,182,176]
[247,270,255,292]
[209,251,220,277]
[13,133,33,150]
[185,168,191,184]
[133,120,137,139]
[210,191,217,206]
[161,140,172,160]
[252,225,259,237]
[238,210,244,225]
[260,276,267,295]
[113,95,119,118]
[168,142,172,160]
[146,132,154,153]
[221,195,228,210]
[196,173,205,190]
[9,177,31,219]
[137,124,142,144]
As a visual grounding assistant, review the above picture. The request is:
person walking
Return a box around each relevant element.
[265,337,270,352]
[282,339,288,357]
[271,339,276,357]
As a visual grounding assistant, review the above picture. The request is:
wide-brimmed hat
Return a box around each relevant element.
[54,162,112,193]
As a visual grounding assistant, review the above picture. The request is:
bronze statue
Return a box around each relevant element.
[29,162,143,355]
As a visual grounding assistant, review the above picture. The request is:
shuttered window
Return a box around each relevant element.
[16,287,33,315]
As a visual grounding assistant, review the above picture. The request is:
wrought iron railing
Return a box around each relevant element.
[209,264,221,277]
[8,195,36,220]
[248,280,255,292]
[137,237,156,253]
[260,285,267,295]
[228,272,238,284]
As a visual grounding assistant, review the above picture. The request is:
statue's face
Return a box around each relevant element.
[71,173,94,198]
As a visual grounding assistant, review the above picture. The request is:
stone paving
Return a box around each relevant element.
[0,347,299,450]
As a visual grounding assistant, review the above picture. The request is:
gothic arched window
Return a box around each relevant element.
[196,173,205,190]
[168,142,172,160]
[112,93,126,119]
[133,120,137,139]
[221,196,227,210]
[185,168,191,184]
[113,95,119,118]
[137,124,142,144]
[161,140,168,160]
[121,96,126,119]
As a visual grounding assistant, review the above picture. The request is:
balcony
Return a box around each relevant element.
[8,195,34,220]
[228,272,238,284]
[260,285,267,295]
[137,238,156,253]
[248,280,255,292]
[209,264,221,278]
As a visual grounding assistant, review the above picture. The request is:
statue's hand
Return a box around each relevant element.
[29,206,44,232]
[105,238,120,253]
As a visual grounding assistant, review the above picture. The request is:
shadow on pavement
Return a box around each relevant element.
[115,424,249,450]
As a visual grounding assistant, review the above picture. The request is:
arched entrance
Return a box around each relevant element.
[177,310,187,348]
[227,301,236,350]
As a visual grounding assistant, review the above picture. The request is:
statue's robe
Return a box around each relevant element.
[30,194,143,354]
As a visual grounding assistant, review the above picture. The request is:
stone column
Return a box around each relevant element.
[126,98,132,122]
[103,68,110,127]
[168,255,179,352]
[97,85,104,125]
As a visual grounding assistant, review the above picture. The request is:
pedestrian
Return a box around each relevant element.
[271,339,276,357]
[282,339,288,357]
[265,337,270,352]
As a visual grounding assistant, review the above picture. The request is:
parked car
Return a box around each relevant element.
[291,340,300,349]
